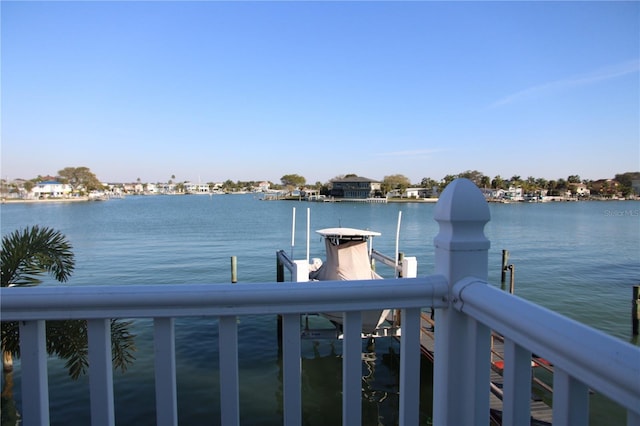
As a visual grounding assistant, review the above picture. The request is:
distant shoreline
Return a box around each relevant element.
[1,197,91,204]
[2,195,637,205]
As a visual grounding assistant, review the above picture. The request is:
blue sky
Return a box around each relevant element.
[2,1,638,185]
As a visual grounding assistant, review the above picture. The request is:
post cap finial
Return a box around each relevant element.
[434,178,490,251]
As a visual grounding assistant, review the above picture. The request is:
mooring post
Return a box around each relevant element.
[509,264,515,294]
[276,253,285,283]
[633,285,639,336]
[230,256,237,283]
[501,249,510,290]
[276,253,284,346]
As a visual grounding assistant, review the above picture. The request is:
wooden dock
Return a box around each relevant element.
[419,312,554,425]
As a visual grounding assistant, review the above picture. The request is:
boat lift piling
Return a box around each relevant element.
[501,249,509,290]
[394,211,402,278]
[501,249,515,294]
[633,285,639,336]
[230,256,238,283]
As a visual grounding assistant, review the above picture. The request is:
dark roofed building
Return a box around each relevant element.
[330,176,382,199]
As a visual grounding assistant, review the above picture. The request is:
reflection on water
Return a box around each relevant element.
[299,338,403,426]
[297,334,435,426]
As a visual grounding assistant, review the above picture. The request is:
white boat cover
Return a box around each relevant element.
[310,229,385,334]
[310,238,382,281]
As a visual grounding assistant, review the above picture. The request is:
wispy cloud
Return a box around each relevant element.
[374,148,446,158]
[489,59,640,108]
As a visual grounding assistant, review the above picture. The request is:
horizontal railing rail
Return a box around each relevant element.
[1,277,449,426]
[0,278,449,320]
[452,277,640,423]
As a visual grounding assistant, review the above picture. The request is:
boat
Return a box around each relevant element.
[309,227,390,335]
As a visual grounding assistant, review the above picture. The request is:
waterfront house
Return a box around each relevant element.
[480,187,507,201]
[403,187,422,198]
[591,179,621,198]
[158,183,177,194]
[300,188,320,200]
[184,182,210,194]
[505,186,524,201]
[257,181,271,192]
[571,183,590,198]
[146,183,158,194]
[103,183,125,197]
[31,180,72,198]
[480,187,498,200]
[330,176,382,199]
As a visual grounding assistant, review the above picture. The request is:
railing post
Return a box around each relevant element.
[154,317,178,426]
[219,315,239,425]
[19,320,50,426]
[432,178,492,426]
[281,313,302,425]
[87,319,115,426]
[342,311,362,426]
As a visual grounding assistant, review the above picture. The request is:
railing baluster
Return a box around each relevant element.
[470,318,492,423]
[154,317,178,426]
[502,338,531,425]
[399,307,421,425]
[282,313,301,425]
[87,318,115,426]
[628,409,640,426]
[553,367,589,425]
[19,320,50,426]
[342,311,362,426]
[219,315,239,425]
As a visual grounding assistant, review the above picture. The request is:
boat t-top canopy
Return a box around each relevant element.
[316,227,381,237]
[315,227,381,245]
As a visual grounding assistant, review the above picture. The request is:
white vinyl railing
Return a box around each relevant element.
[2,178,639,426]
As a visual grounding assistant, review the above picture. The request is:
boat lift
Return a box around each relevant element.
[276,208,418,342]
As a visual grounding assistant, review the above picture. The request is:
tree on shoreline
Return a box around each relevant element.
[280,174,306,190]
[382,174,411,195]
[58,166,103,194]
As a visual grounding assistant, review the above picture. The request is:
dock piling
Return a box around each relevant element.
[633,285,639,336]
[230,256,237,283]
[501,250,509,290]
[508,264,515,294]
[276,255,285,283]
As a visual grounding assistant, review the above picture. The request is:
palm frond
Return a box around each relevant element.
[0,321,20,357]
[1,225,75,287]
[1,226,136,380]
[110,319,137,374]
[46,320,89,380]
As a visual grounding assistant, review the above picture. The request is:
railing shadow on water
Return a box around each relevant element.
[1,178,639,426]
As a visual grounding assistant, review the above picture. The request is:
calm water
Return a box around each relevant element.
[1,195,639,425]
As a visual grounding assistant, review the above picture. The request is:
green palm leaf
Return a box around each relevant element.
[1,226,136,380]
[1,225,75,287]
